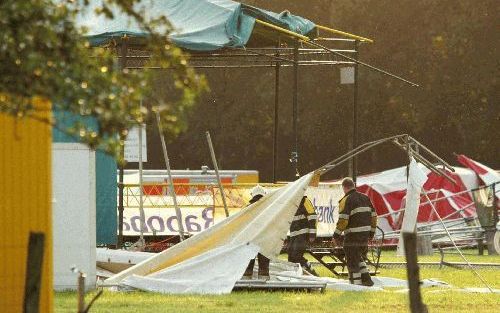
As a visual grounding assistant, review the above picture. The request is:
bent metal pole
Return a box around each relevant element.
[423,191,493,292]
[156,111,185,241]
[206,131,230,217]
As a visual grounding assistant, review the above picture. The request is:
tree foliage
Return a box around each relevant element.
[0,0,206,160]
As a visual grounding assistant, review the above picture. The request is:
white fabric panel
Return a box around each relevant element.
[397,158,427,255]
[453,167,480,191]
[96,248,154,265]
[121,243,259,294]
[401,158,428,233]
[105,173,313,286]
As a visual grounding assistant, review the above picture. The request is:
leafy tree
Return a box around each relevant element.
[0,0,206,160]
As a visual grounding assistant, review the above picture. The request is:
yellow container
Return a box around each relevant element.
[0,98,53,313]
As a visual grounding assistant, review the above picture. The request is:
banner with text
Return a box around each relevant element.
[121,184,344,237]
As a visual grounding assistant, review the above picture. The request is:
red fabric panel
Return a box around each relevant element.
[457,154,488,175]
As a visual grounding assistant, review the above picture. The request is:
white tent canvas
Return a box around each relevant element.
[104,173,314,293]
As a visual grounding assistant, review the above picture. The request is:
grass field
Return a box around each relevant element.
[55,250,500,313]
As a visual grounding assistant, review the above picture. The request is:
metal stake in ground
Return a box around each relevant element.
[156,111,185,241]
[206,131,230,217]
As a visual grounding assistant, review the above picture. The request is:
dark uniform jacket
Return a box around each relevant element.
[333,189,377,243]
[289,196,317,240]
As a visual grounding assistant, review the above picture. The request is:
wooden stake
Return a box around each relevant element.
[403,232,428,313]
[23,232,45,313]
[77,272,85,313]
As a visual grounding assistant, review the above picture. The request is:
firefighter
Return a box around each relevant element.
[242,185,271,280]
[287,195,318,275]
[333,177,377,286]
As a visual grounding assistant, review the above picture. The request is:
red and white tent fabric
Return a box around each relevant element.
[457,154,500,199]
[353,164,480,232]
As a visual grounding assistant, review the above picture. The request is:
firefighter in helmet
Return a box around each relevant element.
[333,177,377,286]
[288,195,318,275]
[242,185,271,280]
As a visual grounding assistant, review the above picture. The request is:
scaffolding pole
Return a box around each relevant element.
[206,131,230,217]
[156,111,186,241]
[291,40,300,178]
[137,99,146,249]
[117,36,128,248]
[273,44,281,183]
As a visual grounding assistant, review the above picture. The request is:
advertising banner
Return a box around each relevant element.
[121,184,344,237]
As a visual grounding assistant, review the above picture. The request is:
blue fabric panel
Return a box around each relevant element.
[241,4,316,36]
[95,151,118,245]
[82,0,315,50]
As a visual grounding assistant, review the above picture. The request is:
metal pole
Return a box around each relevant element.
[273,45,280,183]
[137,100,146,248]
[318,134,407,175]
[291,40,299,178]
[117,36,128,248]
[303,39,420,87]
[352,40,359,184]
[206,131,230,217]
[423,191,493,292]
[156,111,185,241]
[117,137,125,248]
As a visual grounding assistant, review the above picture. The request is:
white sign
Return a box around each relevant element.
[306,185,343,237]
[340,67,355,84]
[121,184,345,237]
[124,126,147,162]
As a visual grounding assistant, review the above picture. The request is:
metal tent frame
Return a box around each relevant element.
[107,21,419,248]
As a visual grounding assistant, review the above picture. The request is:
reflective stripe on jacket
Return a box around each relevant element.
[289,196,317,238]
[334,189,377,240]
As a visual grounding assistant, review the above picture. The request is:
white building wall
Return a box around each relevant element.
[52,143,96,290]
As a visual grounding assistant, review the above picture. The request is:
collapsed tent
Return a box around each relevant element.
[351,164,480,232]
[80,0,316,49]
[104,173,313,293]
[457,154,500,199]
[96,247,454,293]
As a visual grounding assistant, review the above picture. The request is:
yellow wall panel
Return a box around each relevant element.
[0,102,53,313]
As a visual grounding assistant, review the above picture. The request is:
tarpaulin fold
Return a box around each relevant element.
[122,243,259,294]
[355,164,479,231]
[457,154,500,199]
[104,173,313,292]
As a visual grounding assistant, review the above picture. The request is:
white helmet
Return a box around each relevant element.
[250,185,266,198]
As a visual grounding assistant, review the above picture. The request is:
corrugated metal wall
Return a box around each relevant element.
[0,101,53,313]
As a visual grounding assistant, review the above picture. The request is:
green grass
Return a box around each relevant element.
[55,287,500,313]
[55,249,500,312]
[379,248,500,263]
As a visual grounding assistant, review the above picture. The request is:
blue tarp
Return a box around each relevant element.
[82,0,316,50]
